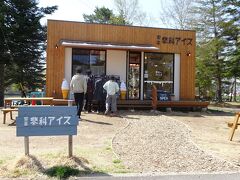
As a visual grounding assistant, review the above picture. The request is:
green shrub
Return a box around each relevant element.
[45,166,80,179]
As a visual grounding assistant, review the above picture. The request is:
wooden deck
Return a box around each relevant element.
[117,100,209,109]
[52,99,209,110]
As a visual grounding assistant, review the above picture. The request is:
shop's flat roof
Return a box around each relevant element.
[48,19,196,32]
[60,40,159,51]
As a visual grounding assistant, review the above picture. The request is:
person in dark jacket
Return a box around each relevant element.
[84,70,94,113]
[94,74,107,114]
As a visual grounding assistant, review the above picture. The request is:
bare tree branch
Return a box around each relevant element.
[159,0,196,29]
[114,0,149,26]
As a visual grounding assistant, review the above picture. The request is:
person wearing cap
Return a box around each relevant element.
[70,67,87,119]
[103,76,119,116]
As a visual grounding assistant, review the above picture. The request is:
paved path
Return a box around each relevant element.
[79,172,240,180]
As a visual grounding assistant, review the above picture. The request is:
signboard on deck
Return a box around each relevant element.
[16,106,78,136]
[158,91,170,101]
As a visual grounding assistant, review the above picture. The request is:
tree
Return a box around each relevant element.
[194,0,240,102]
[159,0,195,29]
[0,0,10,106]
[158,0,239,102]
[222,0,240,101]
[83,6,128,25]
[0,0,57,106]
[196,42,216,100]
[193,0,227,102]
[83,2,149,26]
[114,0,148,26]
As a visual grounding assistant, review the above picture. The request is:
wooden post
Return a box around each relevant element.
[68,135,73,157]
[24,136,29,156]
[3,112,6,124]
[152,85,157,111]
[229,113,240,141]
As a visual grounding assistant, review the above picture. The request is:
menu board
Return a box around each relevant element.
[158,91,170,101]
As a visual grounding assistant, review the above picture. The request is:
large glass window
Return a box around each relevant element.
[72,49,106,76]
[143,53,174,100]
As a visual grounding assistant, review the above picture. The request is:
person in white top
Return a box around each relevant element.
[103,76,119,115]
[70,67,87,119]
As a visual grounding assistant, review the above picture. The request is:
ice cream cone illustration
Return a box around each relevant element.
[120,81,127,100]
[61,79,69,99]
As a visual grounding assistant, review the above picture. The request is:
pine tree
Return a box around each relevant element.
[0,0,57,106]
[83,6,129,25]
[0,0,11,106]
[194,0,227,102]
[222,0,240,101]
[196,42,216,100]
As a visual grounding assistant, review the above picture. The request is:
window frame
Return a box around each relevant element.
[143,52,175,100]
[71,48,106,77]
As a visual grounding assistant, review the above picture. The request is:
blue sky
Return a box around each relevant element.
[38,0,165,27]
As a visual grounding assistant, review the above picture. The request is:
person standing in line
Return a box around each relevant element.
[70,67,87,119]
[103,76,119,116]
[94,74,107,114]
[84,70,94,113]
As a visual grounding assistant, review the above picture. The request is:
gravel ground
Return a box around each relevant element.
[112,114,240,173]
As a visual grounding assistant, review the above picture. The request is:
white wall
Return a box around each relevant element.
[106,50,127,82]
[173,54,180,101]
[64,48,72,84]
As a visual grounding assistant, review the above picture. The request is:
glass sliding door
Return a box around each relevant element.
[128,52,141,99]
[143,53,174,100]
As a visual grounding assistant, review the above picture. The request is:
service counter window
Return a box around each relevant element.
[72,49,106,76]
[143,53,174,100]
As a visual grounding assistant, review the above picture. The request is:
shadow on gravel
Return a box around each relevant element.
[120,115,140,120]
[82,119,113,125]
[119,109,235,118]
[206,109,235,116]
[8,122,16,126]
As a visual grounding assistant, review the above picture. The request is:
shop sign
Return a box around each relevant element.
[16,106,78,157]
[156,35,193,45]
[21,116,72,127]
[16,106,78,136]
